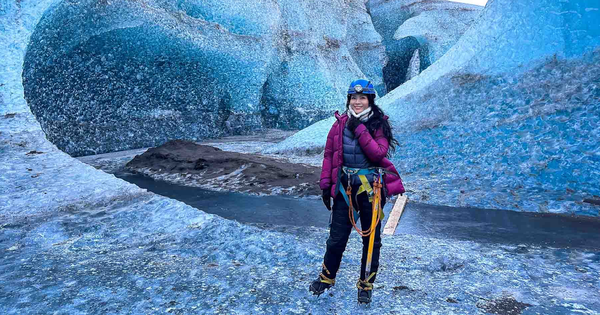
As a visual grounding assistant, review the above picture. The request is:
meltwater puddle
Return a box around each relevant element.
[114,171,600,250]
[114,170,332,229]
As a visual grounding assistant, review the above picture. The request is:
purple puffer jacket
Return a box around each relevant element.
[319,111,405,197]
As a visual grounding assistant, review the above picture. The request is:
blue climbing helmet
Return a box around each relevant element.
[347,79,375,95]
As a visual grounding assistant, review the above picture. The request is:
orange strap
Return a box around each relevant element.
[348,179,382,237]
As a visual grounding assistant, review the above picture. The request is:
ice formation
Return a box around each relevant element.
[405,49,421,81]
[392,5,481,65]
[368,0,482,91]
[20,0,383,156]
[269,0,600,216]
[1,0,600,313]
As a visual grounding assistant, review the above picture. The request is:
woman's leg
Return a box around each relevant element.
[358,193,386,283]
[321,192,353,280]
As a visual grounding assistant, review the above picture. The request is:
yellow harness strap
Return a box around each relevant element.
[356,174,373,201]
[319,273,335,285]
[322,263,331,276]
[355,175,385,219]
[356,272,377,290]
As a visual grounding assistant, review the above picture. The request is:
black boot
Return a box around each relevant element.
[357,279,373,304]
[357,288,373,304]
[309,274,335,296]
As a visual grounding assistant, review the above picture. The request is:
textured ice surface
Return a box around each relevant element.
[269,0,600,216]
[345,0,387,96]
[264,116,335,155]
[2,0,600,313]
[369,0,482,44]
[405,48,421,81]
[368,0,482,91]
[393,6,482,64]
[2,201,600,313]
[20,0,382,156]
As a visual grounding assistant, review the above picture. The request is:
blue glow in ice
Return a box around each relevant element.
[20,0,384,156]
[270,0,600,216]
[368,0,482,91]
[1,0,600,313]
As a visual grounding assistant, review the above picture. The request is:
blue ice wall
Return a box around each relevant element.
[270,0,600,216]
[378,0,600,215]
[171,0,280,36]
[345,0,387,96]
[367,0,482,91]
[413,0,600,78]
[23,0,274,155]
[21,0,383,156]
[393,8,481,64]
[2,1,600,313]
[258,0,384,129]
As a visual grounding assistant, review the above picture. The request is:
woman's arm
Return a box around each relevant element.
[319,124,336,190]
[354,124,389,163]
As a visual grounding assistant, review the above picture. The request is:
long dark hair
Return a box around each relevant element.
[346,94,399,157]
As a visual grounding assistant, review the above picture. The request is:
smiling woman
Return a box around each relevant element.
[309,79,404,304]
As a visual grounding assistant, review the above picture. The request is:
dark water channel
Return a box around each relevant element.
[116,171,600,250]
[114,171,333,228]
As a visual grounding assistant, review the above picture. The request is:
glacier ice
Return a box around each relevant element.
[344,0,387,96]
[393,7,481,65]
[368,0,482,91]
[1,0,600,313]
[405,48,421,81]
[20,0,384,156]
[269,0,600,216]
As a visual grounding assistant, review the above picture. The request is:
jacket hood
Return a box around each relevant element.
[334,111,347,121]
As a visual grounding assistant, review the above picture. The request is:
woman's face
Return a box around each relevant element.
[350,93,370,114]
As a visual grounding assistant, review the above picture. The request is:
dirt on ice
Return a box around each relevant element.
[125,139,322,197]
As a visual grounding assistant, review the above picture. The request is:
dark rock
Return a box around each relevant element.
[393,285,413,291]
[25,150,44,155]
[515,245,529,253]
[583,199,600,206]
[575,266,587,273]
[477,296,532,315]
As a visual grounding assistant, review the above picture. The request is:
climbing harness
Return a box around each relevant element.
[338,166,385,292]
[338,167,385,237]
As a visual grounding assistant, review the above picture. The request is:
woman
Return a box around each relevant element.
[309,79,405,304]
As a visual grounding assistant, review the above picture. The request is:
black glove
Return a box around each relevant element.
[322,189,332,211]
[347,117,361,132]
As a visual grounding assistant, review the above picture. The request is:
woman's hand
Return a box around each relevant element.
[322,189,332,211]
[347,117,361,132]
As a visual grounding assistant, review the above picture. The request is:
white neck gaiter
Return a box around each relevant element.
[348,107,373,122]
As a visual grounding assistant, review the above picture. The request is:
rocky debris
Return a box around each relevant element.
[126,140,321,197]
[583,198,600,206]
[477,296,532,315]
[393,285,413,291]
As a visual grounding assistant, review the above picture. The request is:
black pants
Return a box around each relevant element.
[321,183,385,283]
